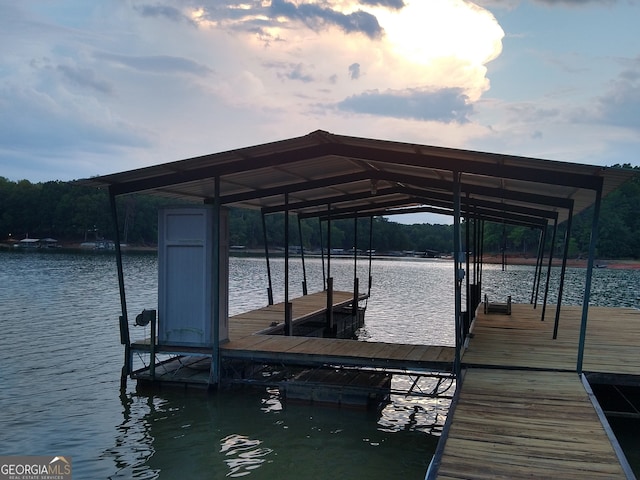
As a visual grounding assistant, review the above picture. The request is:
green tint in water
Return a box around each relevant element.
[112,388,438,479]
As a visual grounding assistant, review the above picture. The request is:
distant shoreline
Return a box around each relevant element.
[3,242,639,270]
[482,254,640,270]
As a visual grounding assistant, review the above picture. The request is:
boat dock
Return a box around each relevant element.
[130,290,455,387]
[80,131,639,478]
[429,303,640,479]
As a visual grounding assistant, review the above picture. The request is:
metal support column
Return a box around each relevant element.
[319,217,326,291]
[465,207,471,326]
[298,215,308,296]
[577,185,603,373]
[553,203,574,339]
[326,204,333,332]
[541,217,558,322]
[262,211,274,305]
[453,172,463,379]
[533,226,547,308]
[479,219,484,288]
[209,177,222,386]
[531,228,544,304]
[327,203,331,281]
[353,215,359,317]
[109,188,130,391]
[368,216,374,297]
[284,193,292,336]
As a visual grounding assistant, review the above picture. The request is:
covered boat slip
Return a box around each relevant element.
[428,304,640,479]
[129,290,456,385]
[80,130,638,476]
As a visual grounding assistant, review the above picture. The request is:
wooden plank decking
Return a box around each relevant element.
[432,303,640,479]
[435,369,627,479]
[222,289,454,371]
[221,334,454,371]
[463,303,640,375]
[131,290,456,384]
[228,290,361,338]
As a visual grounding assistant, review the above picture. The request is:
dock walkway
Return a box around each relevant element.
[432,303,640,479]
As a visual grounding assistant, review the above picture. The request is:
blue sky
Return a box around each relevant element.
[1,1,639,222]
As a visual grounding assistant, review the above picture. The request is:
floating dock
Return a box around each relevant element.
[130,290,455,393]
[429,303,640,479]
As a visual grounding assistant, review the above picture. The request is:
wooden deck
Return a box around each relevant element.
[228,290,361,338]
[224,289,454,371]
[435,369,627,479]
[431,303,640,479]
[221,334,454,371]
[130,290,456,384]
[463,303,640,375]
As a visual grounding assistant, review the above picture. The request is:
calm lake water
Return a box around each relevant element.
[0,250,638,479]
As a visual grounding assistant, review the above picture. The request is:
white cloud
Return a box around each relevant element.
[1,0,639,184]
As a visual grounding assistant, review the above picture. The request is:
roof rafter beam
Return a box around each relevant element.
[261,186,405,214]
[315,204,548,228]
[109,143,337,196]
[331,143,604,191]
[365,171,574,210]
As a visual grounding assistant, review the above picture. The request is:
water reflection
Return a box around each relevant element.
[221,434,273,478]
[106,386,437,479]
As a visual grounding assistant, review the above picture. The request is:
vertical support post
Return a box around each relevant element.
[298,215,308,296]
[533,226,547,308]
[577,185,602,374]
[109,188,130,390]
[284,193,292,336]
[319,218,326,291]
[353,215,359,317]
[326,277,334,332]
[501,222,507,271]
[368,215,374,297]
[352,278,359,318]
[541,217,558,321]
[327,203,331,281]
[471,209,480,314]
[209,176,221,386]
[473,211,478,285]
[531,228,544,304]
[479,219,484,288]
[149,315,156,380]
[553,203,574,339]
[453,171,463,379]
[326,204,333,332]
[261,211,274,305]
[465,203,471,328]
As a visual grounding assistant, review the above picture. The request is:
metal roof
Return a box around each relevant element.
[79,130,636,225]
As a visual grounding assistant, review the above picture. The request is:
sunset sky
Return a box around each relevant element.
[2,0,639,189]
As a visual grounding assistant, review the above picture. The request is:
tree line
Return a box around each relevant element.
[0,166,638,259]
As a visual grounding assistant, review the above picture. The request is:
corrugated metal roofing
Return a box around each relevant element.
[78,130,636,225]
